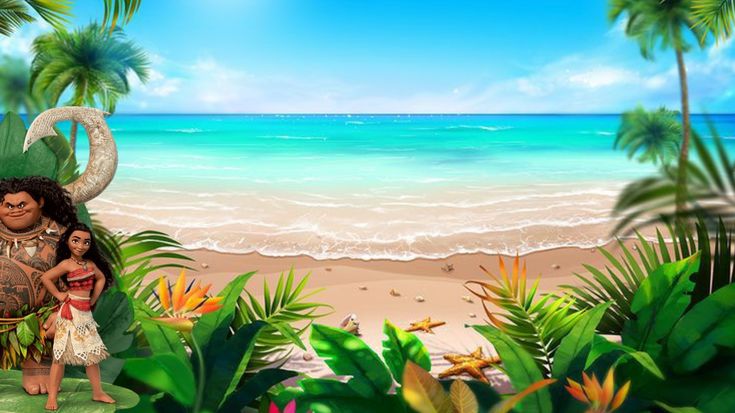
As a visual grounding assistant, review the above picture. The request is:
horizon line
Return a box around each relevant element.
[96,112,735,116]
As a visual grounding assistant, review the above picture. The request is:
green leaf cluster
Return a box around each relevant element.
[565,216,735,334]
[123,272,300,412]
[232,268,333,372]
[476,255,735,412]
[272,321,538,413]
[0,369,138,412]
[465,257,586,377]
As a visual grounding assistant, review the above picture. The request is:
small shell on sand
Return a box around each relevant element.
[325,267,332,272]
[468,313,477,318]
[303,353,314,361]
[358,285,368,290]
[632,245,638,251]
[390,289,401,297]
[441,263,454,273]
[551,264,561,270]
[414,296,425,302]
[201,262,209,269]
[461,295,473,303]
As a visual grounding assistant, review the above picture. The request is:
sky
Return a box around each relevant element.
[4,0,735,114]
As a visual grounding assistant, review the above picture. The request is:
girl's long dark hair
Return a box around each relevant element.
[56,223,114,291]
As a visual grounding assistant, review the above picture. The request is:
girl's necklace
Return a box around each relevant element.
[72,257,87,270]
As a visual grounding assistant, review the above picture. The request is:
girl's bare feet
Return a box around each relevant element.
[44,396,58,410]
[92,391,115,404]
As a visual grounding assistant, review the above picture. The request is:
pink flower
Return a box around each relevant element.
[269,400,296,413]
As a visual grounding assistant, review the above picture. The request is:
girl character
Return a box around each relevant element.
[40,223,115,410]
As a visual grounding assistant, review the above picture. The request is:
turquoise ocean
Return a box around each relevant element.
[68,114,735,260]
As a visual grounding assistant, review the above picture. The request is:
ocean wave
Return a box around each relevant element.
[580,130,615,136]
[260,135,328,141]
[413,125,513,132]
[165,128,207,134]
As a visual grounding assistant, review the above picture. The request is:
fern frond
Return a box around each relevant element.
[233,268,332,372]
[466,256,585,377]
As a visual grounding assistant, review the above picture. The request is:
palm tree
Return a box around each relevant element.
[30,23,149,151]
[610,0,709,215]
[692,0,735,41]
[0,56,46,115]
[0,0,142,37]
[614,106,682,166]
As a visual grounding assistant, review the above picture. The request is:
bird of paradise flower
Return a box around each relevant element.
[150,270,223,331]
[565,368,631,413]
[149,270,224,412]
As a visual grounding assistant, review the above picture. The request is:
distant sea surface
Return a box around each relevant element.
[64,114,735,260]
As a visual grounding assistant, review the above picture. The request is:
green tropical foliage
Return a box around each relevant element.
[102,0,142,30]
[232,268,333,372]
[613,127,735,234]
[610,0,710,214]
[615,106,682,165]
[124,273,299,413]
[273,322,518,413]
[464,257,586,377]
[0,56,46,115]
[0,0,144,37]
[564,216,735,334]
[0,369,139,412]
[692,0,735,41]
[475,256,735,412]
[30,22,149,151]
[0,0,71,37]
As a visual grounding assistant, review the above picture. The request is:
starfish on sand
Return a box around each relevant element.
[438,347,501,383]
[405,317,446,333]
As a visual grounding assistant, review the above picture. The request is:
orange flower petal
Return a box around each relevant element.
[172,270,187,312]
[582,372,600,403]
[182,280,201,302]
[600,368,616,407]
[157,277,171,311]
[565,385,589,403]
[611,381,631,411]
[197,300,223,315]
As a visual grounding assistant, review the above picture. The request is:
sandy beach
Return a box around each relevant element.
[150,242,631,388]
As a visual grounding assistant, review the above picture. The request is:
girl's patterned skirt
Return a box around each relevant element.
[53,294,109,366]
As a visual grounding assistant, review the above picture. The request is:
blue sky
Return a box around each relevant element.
[4,0,735,113]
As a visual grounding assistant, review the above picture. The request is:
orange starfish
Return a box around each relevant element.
[405,317,446,333]
[438,347,501,383]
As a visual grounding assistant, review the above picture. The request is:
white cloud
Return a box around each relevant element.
[116,45,735,114]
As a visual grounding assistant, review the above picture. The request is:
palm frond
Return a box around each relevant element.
[232,268,333,372]
[102,0,142,30]
[115,230,194,297]
[0,0,34,37]
[692,0,735,42]
[465,256,585,377]
[565,215,735,334]
[24,0,71,31]
[613,127,735,236]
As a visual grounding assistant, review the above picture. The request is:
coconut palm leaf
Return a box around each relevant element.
[232,268,333,372]
[0,0,71,37]
[613,128,735,235]
[465,256,586,377]
[692,0,735,41]
[565,216,735,334]
[115,230,194,297]
[102,0,142,29]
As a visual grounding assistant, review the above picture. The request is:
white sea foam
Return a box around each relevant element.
[165,128,207,133]
[260,135,328,141]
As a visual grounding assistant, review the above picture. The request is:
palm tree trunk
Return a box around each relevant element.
[675,47,690,215]
[70,121,78,152]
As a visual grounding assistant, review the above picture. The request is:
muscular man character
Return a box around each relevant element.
[0,107,117,394]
